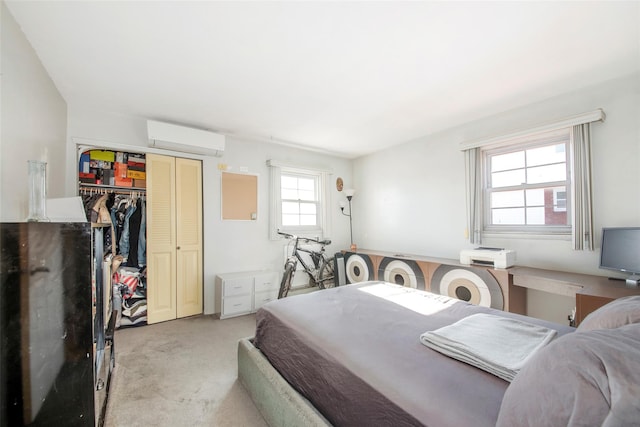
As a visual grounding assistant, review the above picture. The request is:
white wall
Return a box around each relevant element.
[66,108,353,314]
[353,73,640,323]
[0,2,67,221]
[0,3,68,410]
[6,0,636,322]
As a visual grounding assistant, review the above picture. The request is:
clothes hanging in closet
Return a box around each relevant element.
[111,195,147,328]
[80,192,115,253]
[106,195,146,267]
[80,188,148,328]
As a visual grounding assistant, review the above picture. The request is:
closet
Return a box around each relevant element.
[78,150,203,326]
[80,186,148,327]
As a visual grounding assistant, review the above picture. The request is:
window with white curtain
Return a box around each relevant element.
[267,160,331,240]
[462,109,604,250]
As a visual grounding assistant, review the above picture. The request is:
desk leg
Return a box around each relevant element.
[575,294,614,326]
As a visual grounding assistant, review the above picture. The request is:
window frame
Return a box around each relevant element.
[553,188,567,213]
[482,129,572,236]
[280,170,321,231]
[268,160,331,240]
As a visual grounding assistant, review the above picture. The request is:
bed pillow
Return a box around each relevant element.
[496,323,640,427]
[577,295,640,332]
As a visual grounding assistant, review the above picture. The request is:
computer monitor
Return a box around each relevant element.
[599,227,640,286]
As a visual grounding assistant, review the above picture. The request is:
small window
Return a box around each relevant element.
[484,130,571,233]
[268,160,330,240]
[280,173,319,227]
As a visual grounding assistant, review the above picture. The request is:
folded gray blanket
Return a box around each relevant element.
[419,313,557,382]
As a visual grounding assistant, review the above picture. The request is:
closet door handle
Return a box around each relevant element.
[176,246,181,250]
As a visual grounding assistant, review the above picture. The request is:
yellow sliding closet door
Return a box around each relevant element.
[147,154,177,324]
[175,158,203,318]
[147,154,203,324]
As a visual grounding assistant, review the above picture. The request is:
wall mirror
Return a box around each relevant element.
[221,172,258,220]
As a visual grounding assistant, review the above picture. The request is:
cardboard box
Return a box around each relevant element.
[128,155,146,164]
[103,169,115,186]
[127,162,145,171]
[114,162,128,179]
[127,170,146,179]
[79,153,90,173]
[90,150,115,162]
[133,179,146,188]
[79,172,96,184]
[115,176,133,187]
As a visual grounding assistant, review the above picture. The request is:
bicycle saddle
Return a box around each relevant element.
[319,239,331,245]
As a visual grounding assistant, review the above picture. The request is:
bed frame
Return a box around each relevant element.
[237,337,331,427]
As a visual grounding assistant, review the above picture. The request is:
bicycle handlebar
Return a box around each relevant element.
[277,230,331,246]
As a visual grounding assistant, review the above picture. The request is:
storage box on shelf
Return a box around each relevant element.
[215,271,279,319]
[78,149,146,190]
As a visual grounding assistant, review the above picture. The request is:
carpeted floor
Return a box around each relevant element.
[104,314,268,427]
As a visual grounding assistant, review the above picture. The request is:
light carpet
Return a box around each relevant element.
[104,314,268,427]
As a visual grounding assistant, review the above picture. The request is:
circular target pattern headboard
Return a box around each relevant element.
[378,258,426,290]
[345,254,375,283]
[430,265,504,310]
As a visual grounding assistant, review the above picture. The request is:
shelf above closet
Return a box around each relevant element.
[79,183,147,193]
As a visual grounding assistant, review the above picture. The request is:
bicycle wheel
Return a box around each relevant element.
[278,262,296,298]
[317,257,336,290]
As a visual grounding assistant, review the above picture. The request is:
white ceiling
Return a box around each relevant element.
[6,1,639,158]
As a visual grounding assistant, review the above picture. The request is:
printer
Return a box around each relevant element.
[459,247,516,269]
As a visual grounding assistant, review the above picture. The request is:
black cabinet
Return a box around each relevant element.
[1,222,114,426]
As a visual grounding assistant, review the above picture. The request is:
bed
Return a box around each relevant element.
[238,281,640,427]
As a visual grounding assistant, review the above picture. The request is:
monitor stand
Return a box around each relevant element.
[626,274,640,287]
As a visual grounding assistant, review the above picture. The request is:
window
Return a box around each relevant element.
[553,188,567,212]
[483,130,571,233]
[281,173,319,227]
[463,109,603,249]
[268,160,331,239]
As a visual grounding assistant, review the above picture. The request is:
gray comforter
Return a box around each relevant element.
[254,281,573,427]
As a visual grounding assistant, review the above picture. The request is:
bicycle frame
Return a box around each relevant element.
[287,239,326,280]
[280,231,332,281]
[278,231,335,298]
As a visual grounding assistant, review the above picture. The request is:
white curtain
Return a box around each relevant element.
[464,147,482,245]
[571,123,594,250]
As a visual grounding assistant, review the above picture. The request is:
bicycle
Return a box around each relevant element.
[277,230,335,298]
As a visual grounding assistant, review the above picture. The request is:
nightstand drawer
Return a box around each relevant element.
[215,271,280,319]
[254,289,279,310]
[254,273,279,293]
[223,295,252,316]
[223,278,253,297]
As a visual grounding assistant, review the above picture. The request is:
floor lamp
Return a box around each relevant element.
[340,189,356,251]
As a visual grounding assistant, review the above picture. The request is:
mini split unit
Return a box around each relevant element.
[147,120,225,157]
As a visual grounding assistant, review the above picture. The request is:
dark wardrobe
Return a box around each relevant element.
[1,222,114,427]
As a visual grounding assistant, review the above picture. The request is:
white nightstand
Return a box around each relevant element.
[215,271,280,319]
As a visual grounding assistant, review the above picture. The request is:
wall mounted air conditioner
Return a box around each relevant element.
[147,120,225,157]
